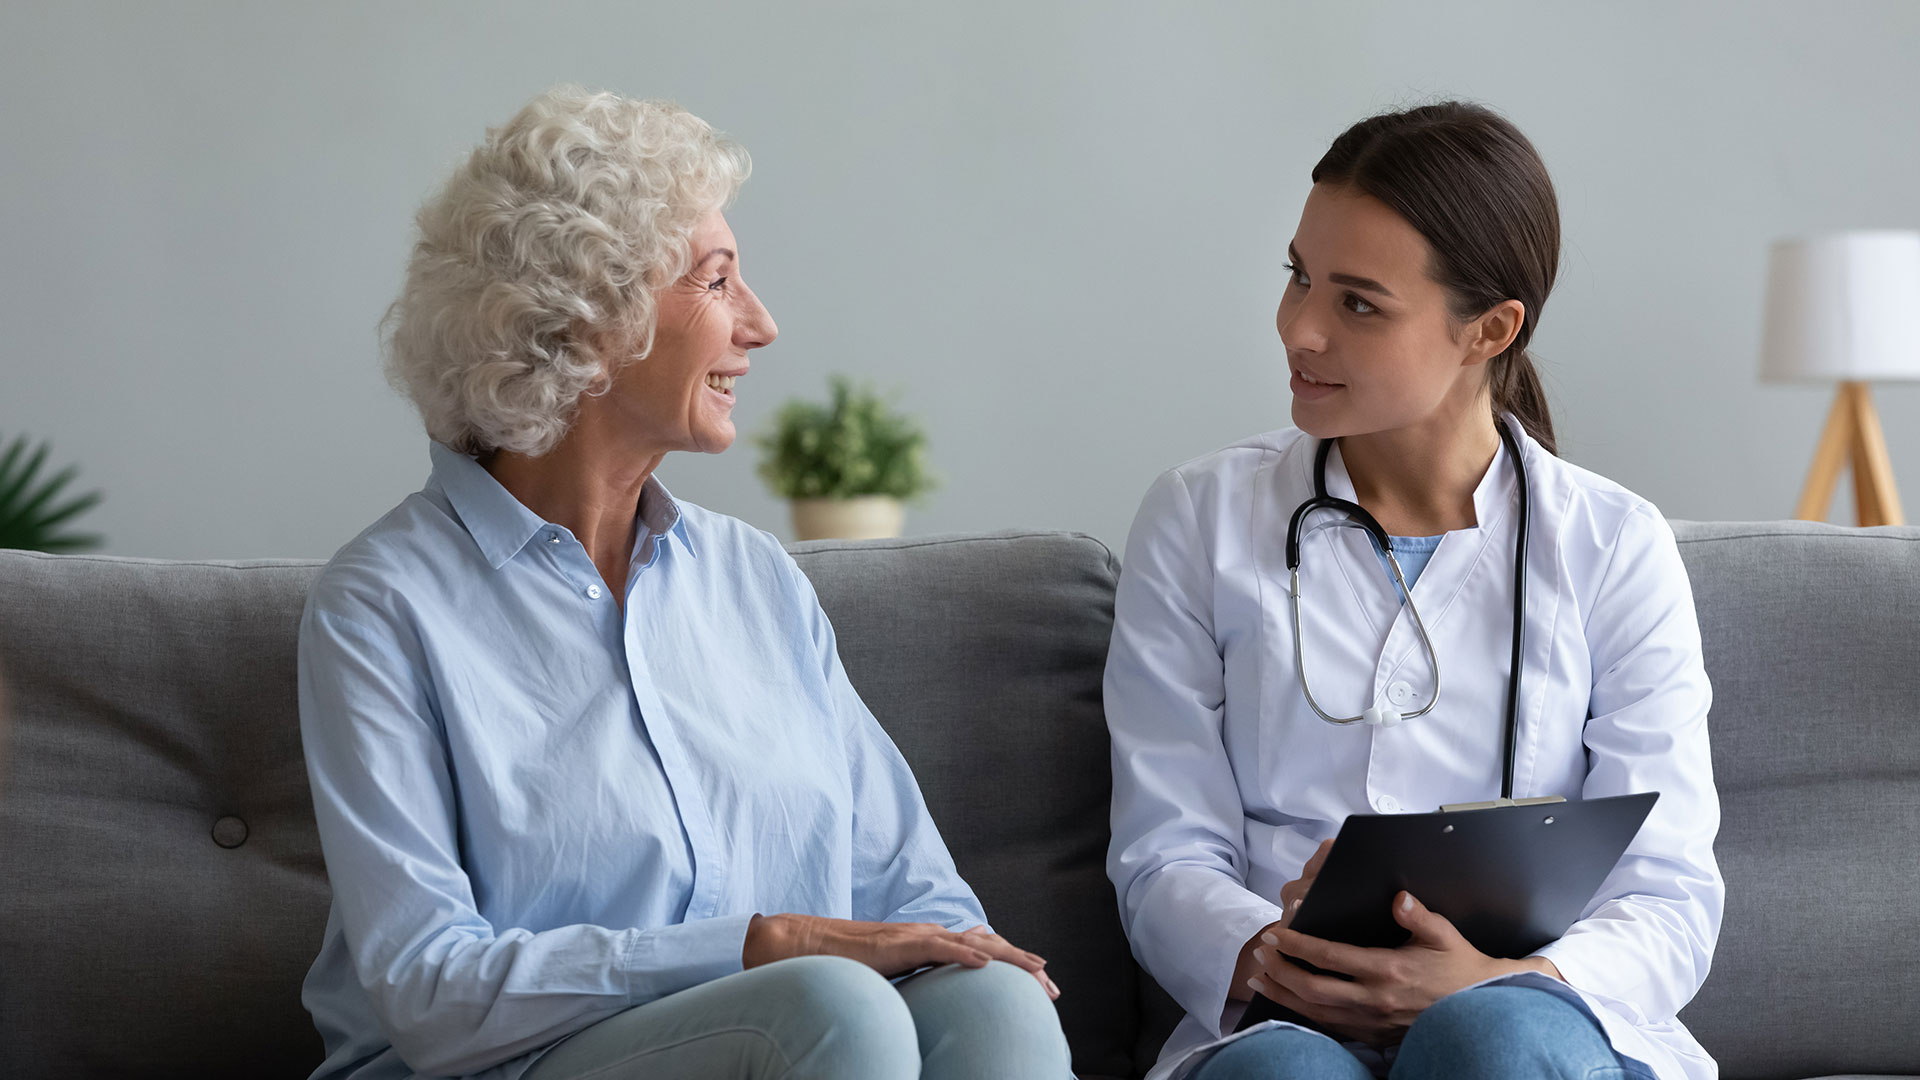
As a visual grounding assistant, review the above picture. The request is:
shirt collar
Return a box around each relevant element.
[641,475,699,560]
[428,442,698,570]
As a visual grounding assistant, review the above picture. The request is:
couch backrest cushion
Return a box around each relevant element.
[0,531,1142,1079]
[1672,521,1920,1080]
[789,532,1141,1079]
[0,551,331,1078]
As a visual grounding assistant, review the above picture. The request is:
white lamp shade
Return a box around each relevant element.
[1760,231,1920,383]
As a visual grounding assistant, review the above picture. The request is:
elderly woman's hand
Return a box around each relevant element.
[744,914,1060,1000]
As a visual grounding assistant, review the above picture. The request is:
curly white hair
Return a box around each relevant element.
[384,86,751,456]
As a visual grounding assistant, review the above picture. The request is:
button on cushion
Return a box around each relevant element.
[211,816,249,849]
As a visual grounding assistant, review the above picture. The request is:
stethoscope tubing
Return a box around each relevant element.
[1285,419,1530,799]
[1499,420,1529,800]
[1287,516,1441,726]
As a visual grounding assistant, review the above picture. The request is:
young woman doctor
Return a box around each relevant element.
[1105,102,1723,1080]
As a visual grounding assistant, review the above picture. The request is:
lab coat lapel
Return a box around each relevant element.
[1372,439,1520,697]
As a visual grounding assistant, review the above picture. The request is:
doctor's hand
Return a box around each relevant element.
[742,914,1061,1000]
[1244,891,1562,1045]
[1229,839,1334,1001]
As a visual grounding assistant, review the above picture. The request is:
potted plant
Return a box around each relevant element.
[756,376,935,541]
[0,434,104,552]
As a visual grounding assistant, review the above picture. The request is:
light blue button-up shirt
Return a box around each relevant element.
[298,443,987,1080]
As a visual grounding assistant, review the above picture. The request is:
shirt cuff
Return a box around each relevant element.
[621,911,758,1006]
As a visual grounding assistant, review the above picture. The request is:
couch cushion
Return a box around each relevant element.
[1672,521,1920,1080]
[0,531,1142,1079]
[788,531,1141,1079]
[0,551,331,1078]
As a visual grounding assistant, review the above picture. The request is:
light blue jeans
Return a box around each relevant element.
[1190,986,1658,1080]
[520,955,1071,1079]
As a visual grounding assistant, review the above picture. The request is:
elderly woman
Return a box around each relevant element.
[298,86,1070,1080]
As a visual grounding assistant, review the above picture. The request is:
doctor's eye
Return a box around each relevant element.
[1283,262,1309,288]
[1343,292,1377,315]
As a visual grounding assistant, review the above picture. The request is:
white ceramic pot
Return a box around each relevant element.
[790,496,905,541]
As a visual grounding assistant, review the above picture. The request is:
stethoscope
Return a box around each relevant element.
[1284,418,1532,801]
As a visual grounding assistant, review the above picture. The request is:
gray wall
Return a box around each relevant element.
[4,1,1918,559]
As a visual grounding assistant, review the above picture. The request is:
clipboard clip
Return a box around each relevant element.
[1438,795,1568,812]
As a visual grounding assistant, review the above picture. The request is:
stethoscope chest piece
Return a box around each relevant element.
[1361,706,1408,728]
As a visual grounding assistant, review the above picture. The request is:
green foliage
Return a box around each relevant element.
[0,434,104,553]
[756,376,936,500]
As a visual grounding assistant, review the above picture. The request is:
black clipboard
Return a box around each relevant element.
[1237,792,1657,1031]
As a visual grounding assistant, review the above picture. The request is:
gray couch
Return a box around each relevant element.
[0,522,1915,1079]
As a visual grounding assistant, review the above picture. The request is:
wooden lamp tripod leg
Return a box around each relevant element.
[1848,382,1905,527]
[1797,382,1908,526]
[1796,384,1856,522]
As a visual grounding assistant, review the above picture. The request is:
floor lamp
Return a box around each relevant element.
[1760,231,1920,527]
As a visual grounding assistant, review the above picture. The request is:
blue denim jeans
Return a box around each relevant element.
[1191,985,1657,1080]
[519,955,1071,1080]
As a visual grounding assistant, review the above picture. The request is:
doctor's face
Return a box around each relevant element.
[1277,183,1496,440]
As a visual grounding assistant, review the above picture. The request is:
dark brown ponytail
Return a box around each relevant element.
[1311,102,1561,454]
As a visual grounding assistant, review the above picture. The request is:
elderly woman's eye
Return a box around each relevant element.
[707,276,729,292]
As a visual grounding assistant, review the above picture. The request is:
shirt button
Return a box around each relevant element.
[1388,681,1416,707]
[1375,795,1401,813]
[547,531,562,544]
[586,584,603,600]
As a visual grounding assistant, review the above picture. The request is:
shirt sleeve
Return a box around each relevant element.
[299,602,754,1077]
[787,553,990,932]
[1532,505,1724,1025]
[1105,469,1287,1036]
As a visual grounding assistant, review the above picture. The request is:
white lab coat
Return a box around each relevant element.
[1105,420,1723,1080]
